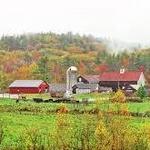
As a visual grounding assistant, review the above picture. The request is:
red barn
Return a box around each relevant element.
[99,70,145,91]
[9,80,49,94]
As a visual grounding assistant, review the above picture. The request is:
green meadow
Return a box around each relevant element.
[0,93,150,149]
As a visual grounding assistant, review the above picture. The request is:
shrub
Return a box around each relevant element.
[95,120,111,150]
[111,89,126,103]
[137,85,147,100]
[56,103,69,113]
[119,104,129,116]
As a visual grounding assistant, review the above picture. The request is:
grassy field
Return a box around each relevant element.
[21,93,50,100]
[0,112,56,147]
[0,94,150,149]
[0,97,150,113]
[0,112,150,148]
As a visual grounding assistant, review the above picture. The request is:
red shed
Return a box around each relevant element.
[9,80,49,94]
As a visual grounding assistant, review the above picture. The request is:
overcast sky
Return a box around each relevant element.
[0,0,150,43]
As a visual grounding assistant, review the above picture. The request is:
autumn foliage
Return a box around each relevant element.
[111,89,126,103]
[0,33,149,90]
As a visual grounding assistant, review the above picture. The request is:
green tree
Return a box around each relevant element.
[37,56,50,82]
[0,72,7,90]
[137,85,147,99]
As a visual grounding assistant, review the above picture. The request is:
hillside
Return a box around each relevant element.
[0,32,150,90]
[0,32,106,52]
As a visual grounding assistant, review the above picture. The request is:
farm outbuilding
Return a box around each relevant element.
[9,80,49,94]
[72,83,99,94]
[76,69,146,93]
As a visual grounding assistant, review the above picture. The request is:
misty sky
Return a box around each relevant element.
[0,0,150,43]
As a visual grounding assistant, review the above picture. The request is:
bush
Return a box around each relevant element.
[33,98,43,103]
[137,85,147,100]
[111,89,126,103]
[95,120,110,150]
[95,117,150,150]
[56,103,69,113]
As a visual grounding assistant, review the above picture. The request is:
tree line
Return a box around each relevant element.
[0,32,105,51]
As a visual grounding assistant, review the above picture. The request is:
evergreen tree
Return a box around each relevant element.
[37,56,50,82]
[137,85,147,99]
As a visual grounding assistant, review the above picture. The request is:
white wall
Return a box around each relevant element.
[131,72,146,90]
[137,72,145,86]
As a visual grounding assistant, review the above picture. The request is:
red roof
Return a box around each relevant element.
[100,71,142,82]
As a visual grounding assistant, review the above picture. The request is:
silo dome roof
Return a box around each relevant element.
[68,66,77,71]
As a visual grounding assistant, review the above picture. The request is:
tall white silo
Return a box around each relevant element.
[65,66,77,97]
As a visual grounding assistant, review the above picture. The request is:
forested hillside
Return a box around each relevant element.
[0,32,149,90]
[0,32,105,51]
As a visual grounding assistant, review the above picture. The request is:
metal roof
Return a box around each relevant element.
[78,75,100,84]
[9,80,44,88]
